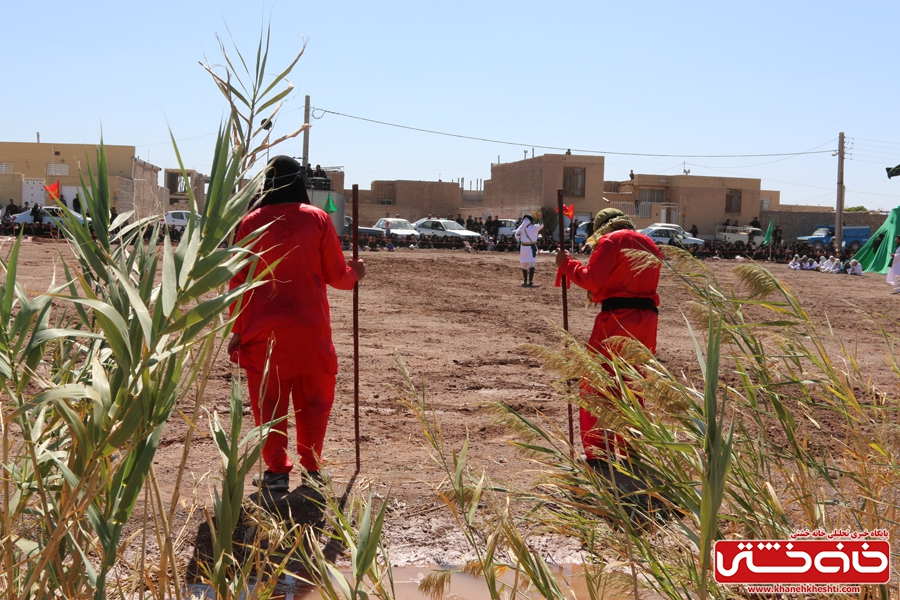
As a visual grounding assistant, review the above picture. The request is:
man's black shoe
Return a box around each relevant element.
[252,470,289,491]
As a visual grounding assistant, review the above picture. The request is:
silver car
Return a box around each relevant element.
[415,219,482,240]
[373,218,420,239]
[640,226,704,247]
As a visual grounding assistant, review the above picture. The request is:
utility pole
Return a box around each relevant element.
[302,95,311,168]
[835,132,845,252]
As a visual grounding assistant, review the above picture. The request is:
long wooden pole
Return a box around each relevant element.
[352,185,361,471]
[556,189,574,451]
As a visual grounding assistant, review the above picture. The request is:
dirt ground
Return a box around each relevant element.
[11,239,900,572]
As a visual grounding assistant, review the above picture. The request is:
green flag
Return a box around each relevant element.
[763,217,774,245]
[887,164,900,179]
[324,193,337,214]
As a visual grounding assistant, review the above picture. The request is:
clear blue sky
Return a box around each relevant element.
[4,1,900,209]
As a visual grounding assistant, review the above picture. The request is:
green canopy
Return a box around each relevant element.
[853,208,897,274]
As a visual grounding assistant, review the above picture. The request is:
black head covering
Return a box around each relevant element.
[258,155,310,207]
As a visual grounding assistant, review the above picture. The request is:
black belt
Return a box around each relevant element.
[601,297,658,314]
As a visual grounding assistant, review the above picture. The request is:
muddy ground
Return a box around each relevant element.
[11,239,900,573]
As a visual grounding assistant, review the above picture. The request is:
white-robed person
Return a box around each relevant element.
[848,259,863,276]
[788,254,802,270]
[514,213,542,287]
[819,256,838,273]
[887,236,900,293]
[803,257,818,271]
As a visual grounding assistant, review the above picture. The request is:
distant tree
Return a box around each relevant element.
[844,206,868,212]
[540,206,558,240]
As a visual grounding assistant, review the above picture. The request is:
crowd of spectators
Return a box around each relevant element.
[341,232,577,254]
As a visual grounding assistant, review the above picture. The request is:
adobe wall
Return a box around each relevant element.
[483,154,606,219]
[540,154,606,207]
[760,210,888,243]
[483,158,545,218]
[350,180,464,226]
[0,142,135,184]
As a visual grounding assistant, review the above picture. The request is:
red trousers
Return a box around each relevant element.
[581,308,658,461]
[246,368,336,474]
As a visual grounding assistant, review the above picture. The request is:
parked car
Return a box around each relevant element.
[372,218,420,239]
[496,218,518,238]
[13,206,90,227]
[163,210,200,232]
[574,221,590,245]
[641,226,704,247]
[415,219,482,240]
[646,223,690,237]
[715,225,766,244]
[356,226,383,239]
[796,225,871,251]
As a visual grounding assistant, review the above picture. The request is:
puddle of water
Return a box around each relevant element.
[274,565,633,600]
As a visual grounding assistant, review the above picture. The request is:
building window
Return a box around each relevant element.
[638,188,666,203]
[377,198,395,205]
[0,163,11,174]
[725,189,742,214]
[761,196,771,210]
[562,167,585,198]
[47,163,68,176]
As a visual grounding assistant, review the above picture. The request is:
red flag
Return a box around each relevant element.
[555,204,575,219]
[43,180,60,200]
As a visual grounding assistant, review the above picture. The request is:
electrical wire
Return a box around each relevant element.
[309,107,837,159]
[853,138,900,148]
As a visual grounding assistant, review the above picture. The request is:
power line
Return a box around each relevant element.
[309,107,837,159]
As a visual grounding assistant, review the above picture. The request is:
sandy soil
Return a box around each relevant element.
[10,239,900,573]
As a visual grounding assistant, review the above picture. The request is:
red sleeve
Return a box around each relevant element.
[319,213,357,290]
[559,236,616,294]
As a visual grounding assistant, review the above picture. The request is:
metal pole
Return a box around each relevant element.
[353,184,361,471]
[556,189,574,452]
[302,95,311,169]
[835,132,845,252]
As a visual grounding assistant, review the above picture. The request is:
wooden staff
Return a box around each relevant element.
[352,185,361,471]
[556,189,574,451]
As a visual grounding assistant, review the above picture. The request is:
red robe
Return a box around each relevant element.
[229,203,356,473]
[230,203,357,377]
[557,228,662,460]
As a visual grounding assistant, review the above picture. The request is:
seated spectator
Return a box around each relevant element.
[848,259,863,276]
[802,257,818,270]
[341,235,352,251]
[386,239,395,252]
[819,256,839,273]
[788,254,801,270]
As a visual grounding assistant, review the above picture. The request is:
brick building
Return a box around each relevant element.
[336,177,470,226]
[0,141,168,217]
[607,174,783,237]
[483,154,608,220]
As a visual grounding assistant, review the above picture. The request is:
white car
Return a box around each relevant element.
[496,218,518,238]
[163,210,200,231]
[373,218,420,239]
[646,223,690,237]
[12,206,90,227]
[415,218,482,240]
[640,226,704,247]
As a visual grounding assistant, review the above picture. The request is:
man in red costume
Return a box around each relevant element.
[555,208,662,481]
[229,155,365,491]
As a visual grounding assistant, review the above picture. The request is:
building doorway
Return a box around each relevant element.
[660,203,679,224]
[22,178,45,207]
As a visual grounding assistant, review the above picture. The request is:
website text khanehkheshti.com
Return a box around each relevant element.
[745,584,862,594]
